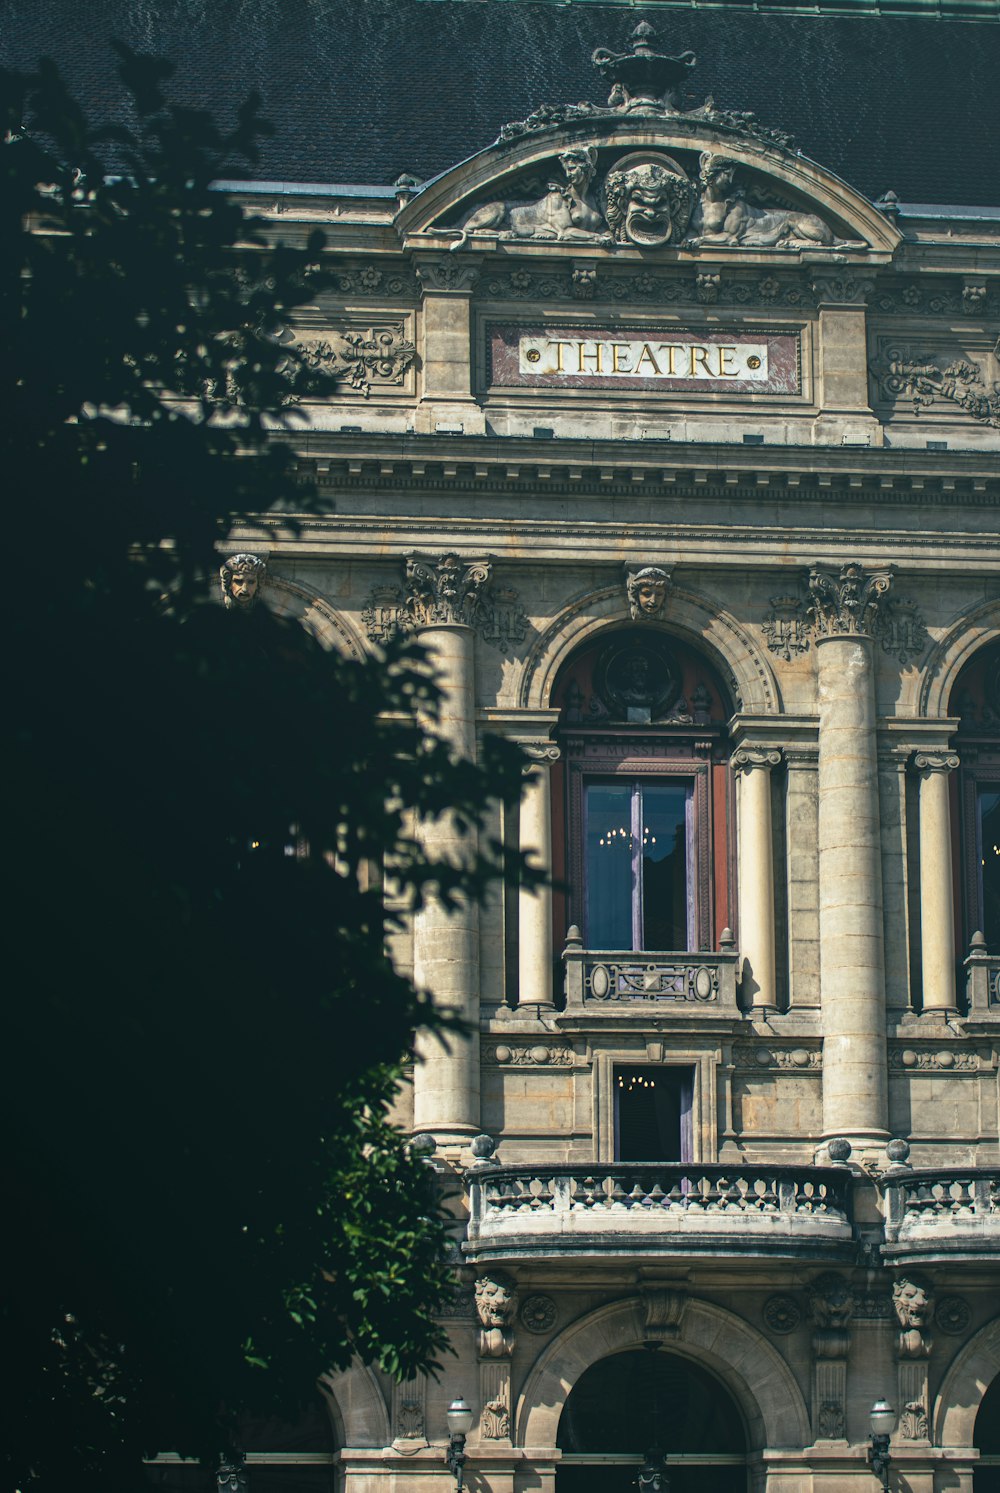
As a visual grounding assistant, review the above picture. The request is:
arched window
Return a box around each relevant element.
[551,628,735,959]
[952,641,1000,952]
[557,1348,749,1493]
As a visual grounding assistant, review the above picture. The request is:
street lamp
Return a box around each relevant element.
[868,1399,896,1490]
[635,1446,670,1492]
[445,1397,474,1493]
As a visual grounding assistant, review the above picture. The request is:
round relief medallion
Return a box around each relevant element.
[935,1295,971,1335]
[763,1294,801,1334]
[519,1293,558,1335]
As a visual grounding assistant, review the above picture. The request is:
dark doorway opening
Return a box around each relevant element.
[615,1065,693,1162]
[975,1372,1000,1490]
[557,1348,748,1493]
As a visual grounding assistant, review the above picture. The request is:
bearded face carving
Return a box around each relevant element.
[603,152,696,247]
[220,553,267,611]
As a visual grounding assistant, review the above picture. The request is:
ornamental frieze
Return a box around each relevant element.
[478,266,817,308]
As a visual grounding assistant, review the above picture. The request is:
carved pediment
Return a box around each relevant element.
[396,21,899,258]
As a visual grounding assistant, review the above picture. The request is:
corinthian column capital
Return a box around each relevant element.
[807,562,894,639]
[403,551,492,630]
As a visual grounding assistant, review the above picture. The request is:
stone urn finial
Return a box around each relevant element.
[592,20,696,111]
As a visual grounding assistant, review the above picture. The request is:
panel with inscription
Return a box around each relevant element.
[486,323,801,395]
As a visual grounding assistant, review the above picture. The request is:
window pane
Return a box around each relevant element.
[585,783,633,948]
[981,790,1000,950]
[640,783,689,950]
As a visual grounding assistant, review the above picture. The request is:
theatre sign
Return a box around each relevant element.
[487,324,801,394]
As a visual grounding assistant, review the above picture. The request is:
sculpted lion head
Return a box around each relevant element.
[604,152,695,247]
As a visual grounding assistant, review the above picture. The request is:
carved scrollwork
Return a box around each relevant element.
[871,344,1000,428]
[731,747,782,775]
[762,594,811,661]
[294,323,415,398]
[878,598,929,667]
[912,752,960,775]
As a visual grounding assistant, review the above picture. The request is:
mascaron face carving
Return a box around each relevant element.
[604,152,696,247]
[220,553,266,611]
[626,564,672,621]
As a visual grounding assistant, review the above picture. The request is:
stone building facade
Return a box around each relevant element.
[206,10,1000,1492]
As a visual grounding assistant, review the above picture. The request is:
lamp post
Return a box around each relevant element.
[445,1397,474,1493]
[868,1399,895,1490]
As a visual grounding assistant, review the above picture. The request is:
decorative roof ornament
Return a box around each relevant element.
[592,21,696,113]
[497,21,794,152]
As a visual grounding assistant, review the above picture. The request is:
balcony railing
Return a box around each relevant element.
[466,1163,852,1257]
[884,1168,1000,1257]
[964,933,1000,1014]
[562,926,741,1011]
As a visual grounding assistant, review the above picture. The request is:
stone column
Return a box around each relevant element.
[810,562,894,1149]
[785,745,820,1011]
[732,747,781,1014]
[913,752,961,1014]
[408,553,492,1148]
[518,743,560,1009]
[414,258,485,435]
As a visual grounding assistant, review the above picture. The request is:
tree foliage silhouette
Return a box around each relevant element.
[0,46,528,1492]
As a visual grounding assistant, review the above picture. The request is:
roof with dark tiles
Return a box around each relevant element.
[2,0,998,206]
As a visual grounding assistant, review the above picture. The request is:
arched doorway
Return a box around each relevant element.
[975,1373,1000,1490]
[557,1348,749,1493]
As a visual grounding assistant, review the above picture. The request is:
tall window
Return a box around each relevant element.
[585,780,691,949]
[953,642,1000,951]
[551,627,734,958]
[978,788,1000,949]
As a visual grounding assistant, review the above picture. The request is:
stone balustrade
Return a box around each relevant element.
[466,1163,852,1258]
[884,1169,1000,1261]
[562,928,741,1011]
[963,933,1000,1015]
